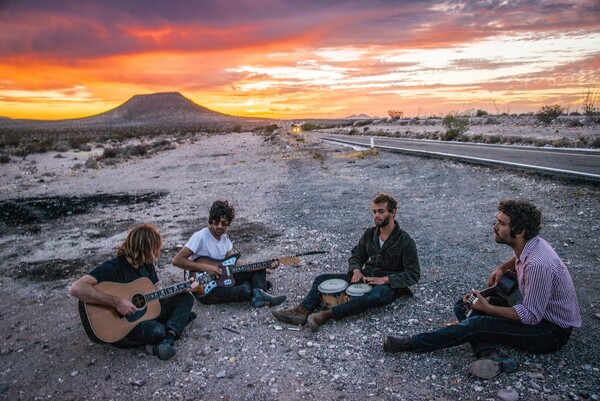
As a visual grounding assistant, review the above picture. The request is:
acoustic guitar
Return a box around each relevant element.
[78,277,198,344]
[184,254,300,297]
[465,270,518,317]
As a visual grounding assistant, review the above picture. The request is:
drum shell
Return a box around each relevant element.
[318,279,349,308]
[341,283,372,303]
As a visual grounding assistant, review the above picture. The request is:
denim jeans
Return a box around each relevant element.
[113,292,195,348]
[198,270,267,304]
[300,273,405,320]
[410,297,572,355]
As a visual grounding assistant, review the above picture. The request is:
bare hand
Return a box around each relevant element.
[486,267,505,287]
[465,289,489,312]
[116,299,137,316]
[364,276,388,285]
[268,259,280,269]
[204,264,223,277]
[351,269,365,283]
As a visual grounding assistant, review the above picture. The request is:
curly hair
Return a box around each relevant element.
[209,200,236,225]
[372,192,398,212]
[116,223,162,265]
[498,199,542,240]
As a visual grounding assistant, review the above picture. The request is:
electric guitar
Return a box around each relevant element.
[465,271,518,317]
[184,253,300,297]
[78,277,199,344]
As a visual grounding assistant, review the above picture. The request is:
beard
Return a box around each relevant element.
[375,216,391,228]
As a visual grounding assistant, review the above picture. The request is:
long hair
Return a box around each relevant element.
[372,192,398,212]
[208,200,236,225]
[498,199,542,240]
[116,223,162,265]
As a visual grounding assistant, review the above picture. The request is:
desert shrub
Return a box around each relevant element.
[348,128,358,135]
[567,119,583,127]
[84,157,98,169]
[484,117,499,125]
[102,147,122,159]
[589,137,600,148]
[552,137,573,148]
[354,119,373,127]
[363,127,369,132]
[476,109,488,117]
[0,154,10,164]
[0,132,21,148]
[263,124,278,133]
[483,135,501,144]
[72,162,84,170]
[442,112,469,140]
[123,144,148,157]
[533,138,551,147]
[68,136,89,150]
[387,110,404,120]
[536,104,564,124]
[301,123,318,131]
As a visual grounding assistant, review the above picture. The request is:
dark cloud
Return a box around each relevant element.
[2,0,597,60]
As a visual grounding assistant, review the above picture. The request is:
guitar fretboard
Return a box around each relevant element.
[232,260,275,273]
[145,282,191,302]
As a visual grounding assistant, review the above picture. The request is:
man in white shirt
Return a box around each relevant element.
[173,200,285,307]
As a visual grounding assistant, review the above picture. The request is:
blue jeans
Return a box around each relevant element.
[198,270,267,304]
[301,273,408,320]
[113,292,195,348]
[411,298,572,356]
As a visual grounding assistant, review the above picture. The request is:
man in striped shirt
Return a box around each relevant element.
[382,199,581,379]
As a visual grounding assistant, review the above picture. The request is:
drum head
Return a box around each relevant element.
[318,278,348,294]
[346,283,372,297]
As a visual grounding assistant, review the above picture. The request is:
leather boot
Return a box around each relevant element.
[383,335,413,353]
[252,288,287,308]
[306,309,333,332]
[271,305,309,325]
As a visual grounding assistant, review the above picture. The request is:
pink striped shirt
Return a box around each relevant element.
[513,237,582,328]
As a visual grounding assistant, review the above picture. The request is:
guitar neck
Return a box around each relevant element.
[231,259,275,274]
[145,281,191,302]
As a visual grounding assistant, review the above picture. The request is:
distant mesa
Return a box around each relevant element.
[0,92,266,131]
[344,113,372,119]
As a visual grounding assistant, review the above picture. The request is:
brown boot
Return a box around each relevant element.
[271,305,309,325]
[306,310,333,332]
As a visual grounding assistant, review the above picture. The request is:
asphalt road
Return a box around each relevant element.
[319,134,600,182]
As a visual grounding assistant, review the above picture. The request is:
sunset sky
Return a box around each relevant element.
[1,0,599,120]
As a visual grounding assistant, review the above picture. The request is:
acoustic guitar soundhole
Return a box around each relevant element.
[131,294,146,308]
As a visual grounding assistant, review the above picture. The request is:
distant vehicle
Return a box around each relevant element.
[291,122,304,133]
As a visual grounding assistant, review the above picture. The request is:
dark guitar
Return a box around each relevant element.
[184,253,300,297]
[78,277,198,344]
[465,270,518,317]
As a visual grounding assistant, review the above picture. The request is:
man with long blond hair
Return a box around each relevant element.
[69,224,195,360]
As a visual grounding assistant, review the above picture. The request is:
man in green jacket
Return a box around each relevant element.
[272,192,421,331]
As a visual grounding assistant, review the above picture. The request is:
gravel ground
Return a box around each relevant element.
[0,130,598,401]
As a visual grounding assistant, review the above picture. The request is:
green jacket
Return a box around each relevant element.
[347,221,420,289]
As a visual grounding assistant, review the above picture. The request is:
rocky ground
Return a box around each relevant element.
[0,126,599,401]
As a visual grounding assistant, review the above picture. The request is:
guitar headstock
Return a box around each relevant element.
[277,256,301,266]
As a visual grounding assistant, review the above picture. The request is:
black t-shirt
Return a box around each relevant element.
[89,256,159,285]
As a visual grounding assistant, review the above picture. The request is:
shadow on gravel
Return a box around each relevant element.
[0,192,167,227]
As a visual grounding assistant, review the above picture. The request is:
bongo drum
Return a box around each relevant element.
[318,279,349,308]
[342,283,372,302]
